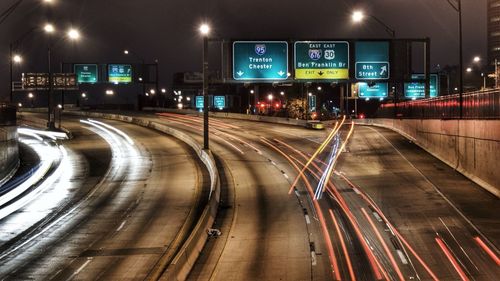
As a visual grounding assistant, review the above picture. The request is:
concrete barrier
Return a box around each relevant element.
[144,107,309,127]
[65,111,221,281]
[0,126,19,186]
[359,118,500,198]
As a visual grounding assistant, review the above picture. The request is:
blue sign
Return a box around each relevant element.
[355,41,390,80]
[214,96,226,109]
[196,96,204,108]
[233,41,289,81]
[358,82,388,98]
[404,74,439,99]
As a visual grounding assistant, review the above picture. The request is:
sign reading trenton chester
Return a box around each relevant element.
[233,41,288,80]
[294,41,349,80]
[74,64,98,84]
[358,82,389,98]
[405,74,439,98]
[108,64,132,83]
[355,41,390,80]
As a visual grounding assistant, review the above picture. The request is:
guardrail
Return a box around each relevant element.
[65,111,221,281]
[377,89,500,119]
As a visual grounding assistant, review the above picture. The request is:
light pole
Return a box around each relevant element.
[351,10,396,38]
[45,24,80,129]
[199,23,210,150]
[123,49,146,108]
[446,0,463,117]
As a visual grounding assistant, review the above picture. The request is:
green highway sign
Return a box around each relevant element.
[74,64,98,84]
[294,41,349,80]
[358,82,388,98]
[355,41,390,80]
[196,96,204,108]
[214,96,226,109]
[233,41,288,81]
[404,74,439,98]
[108,64,132,84]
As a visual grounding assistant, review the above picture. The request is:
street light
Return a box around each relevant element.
[44,23,55,33]
[200,23,210,150]
[351,10,365,23]
[13,55,22,63]
[466,67,472,73]
[280,91,285,96]
[351,10,395,37]
[473,56,481,63]
[67,28,80,40]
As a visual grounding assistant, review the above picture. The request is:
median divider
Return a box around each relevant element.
[66,111,221,281]
[144,107,308,127]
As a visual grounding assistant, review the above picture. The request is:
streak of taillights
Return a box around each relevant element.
[435,237,470,281]
[288,116,344,194]
[260,137,341,280]
[361,208,405,281]
[338,173,439,281]
[282,144,385,280]
[473,236,500,266]
[329,209,356,281]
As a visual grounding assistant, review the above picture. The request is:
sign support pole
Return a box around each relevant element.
[203,36,209,150]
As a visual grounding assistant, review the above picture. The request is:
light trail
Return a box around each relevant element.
[260,137,341,280]
[436,237,470,281]
[329,209,356,281]
[276,140,390,280]
[288,116,343,194]
[473,237,500,266]
[361,207,405,281]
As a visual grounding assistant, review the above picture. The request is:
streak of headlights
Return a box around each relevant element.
[0,135,71,220]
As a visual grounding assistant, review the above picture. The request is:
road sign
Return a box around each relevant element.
[294,41,349,80]
[214,96,226,109]
[308,95,317,112]
[108,64,132,84]
[74,64,98,84]
[233,41,288,81]
[404,74,439,98]
[196,96,204,109]
[355,41,390,80]
[357,82,388,98]
[22,73,78,90]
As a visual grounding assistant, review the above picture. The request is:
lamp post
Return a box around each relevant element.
[199,23,210,150]
[123,49,146,108]
[446,0,463,117]
[351,10,396,38]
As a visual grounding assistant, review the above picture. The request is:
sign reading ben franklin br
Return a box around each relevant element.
[294,41,349,80]
[233,41,288,80]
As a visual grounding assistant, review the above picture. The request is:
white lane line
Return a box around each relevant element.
[68,258,92,280]
[311,251,317,266]
[305,214,311,224]
[116,220,127,232]
[397,249,409,265]
[283,174,289,179]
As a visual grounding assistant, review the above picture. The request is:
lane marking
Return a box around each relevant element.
[68,258,92,280]
[305,214,311,224]
[116,220,127,232]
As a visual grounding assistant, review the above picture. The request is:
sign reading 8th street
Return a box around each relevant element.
[294,41,349,80]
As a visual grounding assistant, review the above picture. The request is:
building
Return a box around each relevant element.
[488,0,500,67]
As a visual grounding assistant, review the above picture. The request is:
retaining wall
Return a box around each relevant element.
[0,126,19,186]
[360,119,500,198]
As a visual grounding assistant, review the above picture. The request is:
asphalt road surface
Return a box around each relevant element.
[0,115,208,280]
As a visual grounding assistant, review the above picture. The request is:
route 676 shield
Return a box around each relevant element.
[309,49,322,61]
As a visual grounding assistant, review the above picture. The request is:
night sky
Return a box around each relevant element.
[0,0,487,100]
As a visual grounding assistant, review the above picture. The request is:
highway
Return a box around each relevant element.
[1,111,498,281]
[0,115,208,280]
[147,112,499,281]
